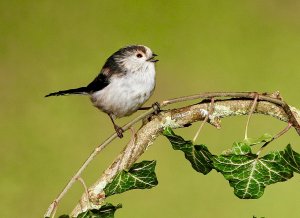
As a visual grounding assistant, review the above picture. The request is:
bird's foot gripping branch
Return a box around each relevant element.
[45,92,300,218]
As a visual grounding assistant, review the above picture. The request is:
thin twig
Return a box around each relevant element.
[161,92,279,106]
[192,98,215,143]
[49,201,57,218]
[245,93,258,139]
[44,108,156,218]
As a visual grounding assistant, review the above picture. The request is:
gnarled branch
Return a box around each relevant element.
[71,98,300,217]
[44,92,300,217]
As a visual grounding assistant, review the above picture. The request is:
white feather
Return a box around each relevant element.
[90,59,156,118]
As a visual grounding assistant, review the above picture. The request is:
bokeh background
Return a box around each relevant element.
[1,1,300,217]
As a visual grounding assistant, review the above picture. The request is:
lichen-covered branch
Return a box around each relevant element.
[71,99,300,217]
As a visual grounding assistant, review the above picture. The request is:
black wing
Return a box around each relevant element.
[87,53,126,93]
[86,71,110,93]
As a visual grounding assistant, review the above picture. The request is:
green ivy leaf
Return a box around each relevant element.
[213,148,294,199]
[77,203,122,218]
[223,134,273,155]
[104,161,158,197]
[163,128,300,199]
[231,142,252,155]
[58,203,122,218]
[163,127,213,175]
[281,144,300,174]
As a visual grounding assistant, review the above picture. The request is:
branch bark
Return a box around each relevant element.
[69,98,300,217]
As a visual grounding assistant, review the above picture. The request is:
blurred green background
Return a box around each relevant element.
[1,1,300,217]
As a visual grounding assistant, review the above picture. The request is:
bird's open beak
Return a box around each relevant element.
[147,53,159,62]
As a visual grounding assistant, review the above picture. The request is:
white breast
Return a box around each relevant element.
[90,63,156,118]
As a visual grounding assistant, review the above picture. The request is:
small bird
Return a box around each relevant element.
[45,45,159,138]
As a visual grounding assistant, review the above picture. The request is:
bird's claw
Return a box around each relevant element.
[152,102,161,115]
[115,126,124,138]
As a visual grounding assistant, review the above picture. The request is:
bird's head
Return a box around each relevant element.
[107,45,158,73]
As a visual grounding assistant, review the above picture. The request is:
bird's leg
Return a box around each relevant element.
[151,102,161,115]
[138,107,151,110]
[108,114,124,138]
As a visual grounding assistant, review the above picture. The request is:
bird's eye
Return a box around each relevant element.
[136,53,143,58]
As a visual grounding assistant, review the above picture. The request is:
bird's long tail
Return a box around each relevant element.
[45,87,88,97]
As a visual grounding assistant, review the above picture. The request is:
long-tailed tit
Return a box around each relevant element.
[45,45,159,138]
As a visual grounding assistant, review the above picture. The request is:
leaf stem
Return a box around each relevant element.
[257,123,293,155]
[192,98,215,143]
[76,177,89,206]
[244,93,258,139]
